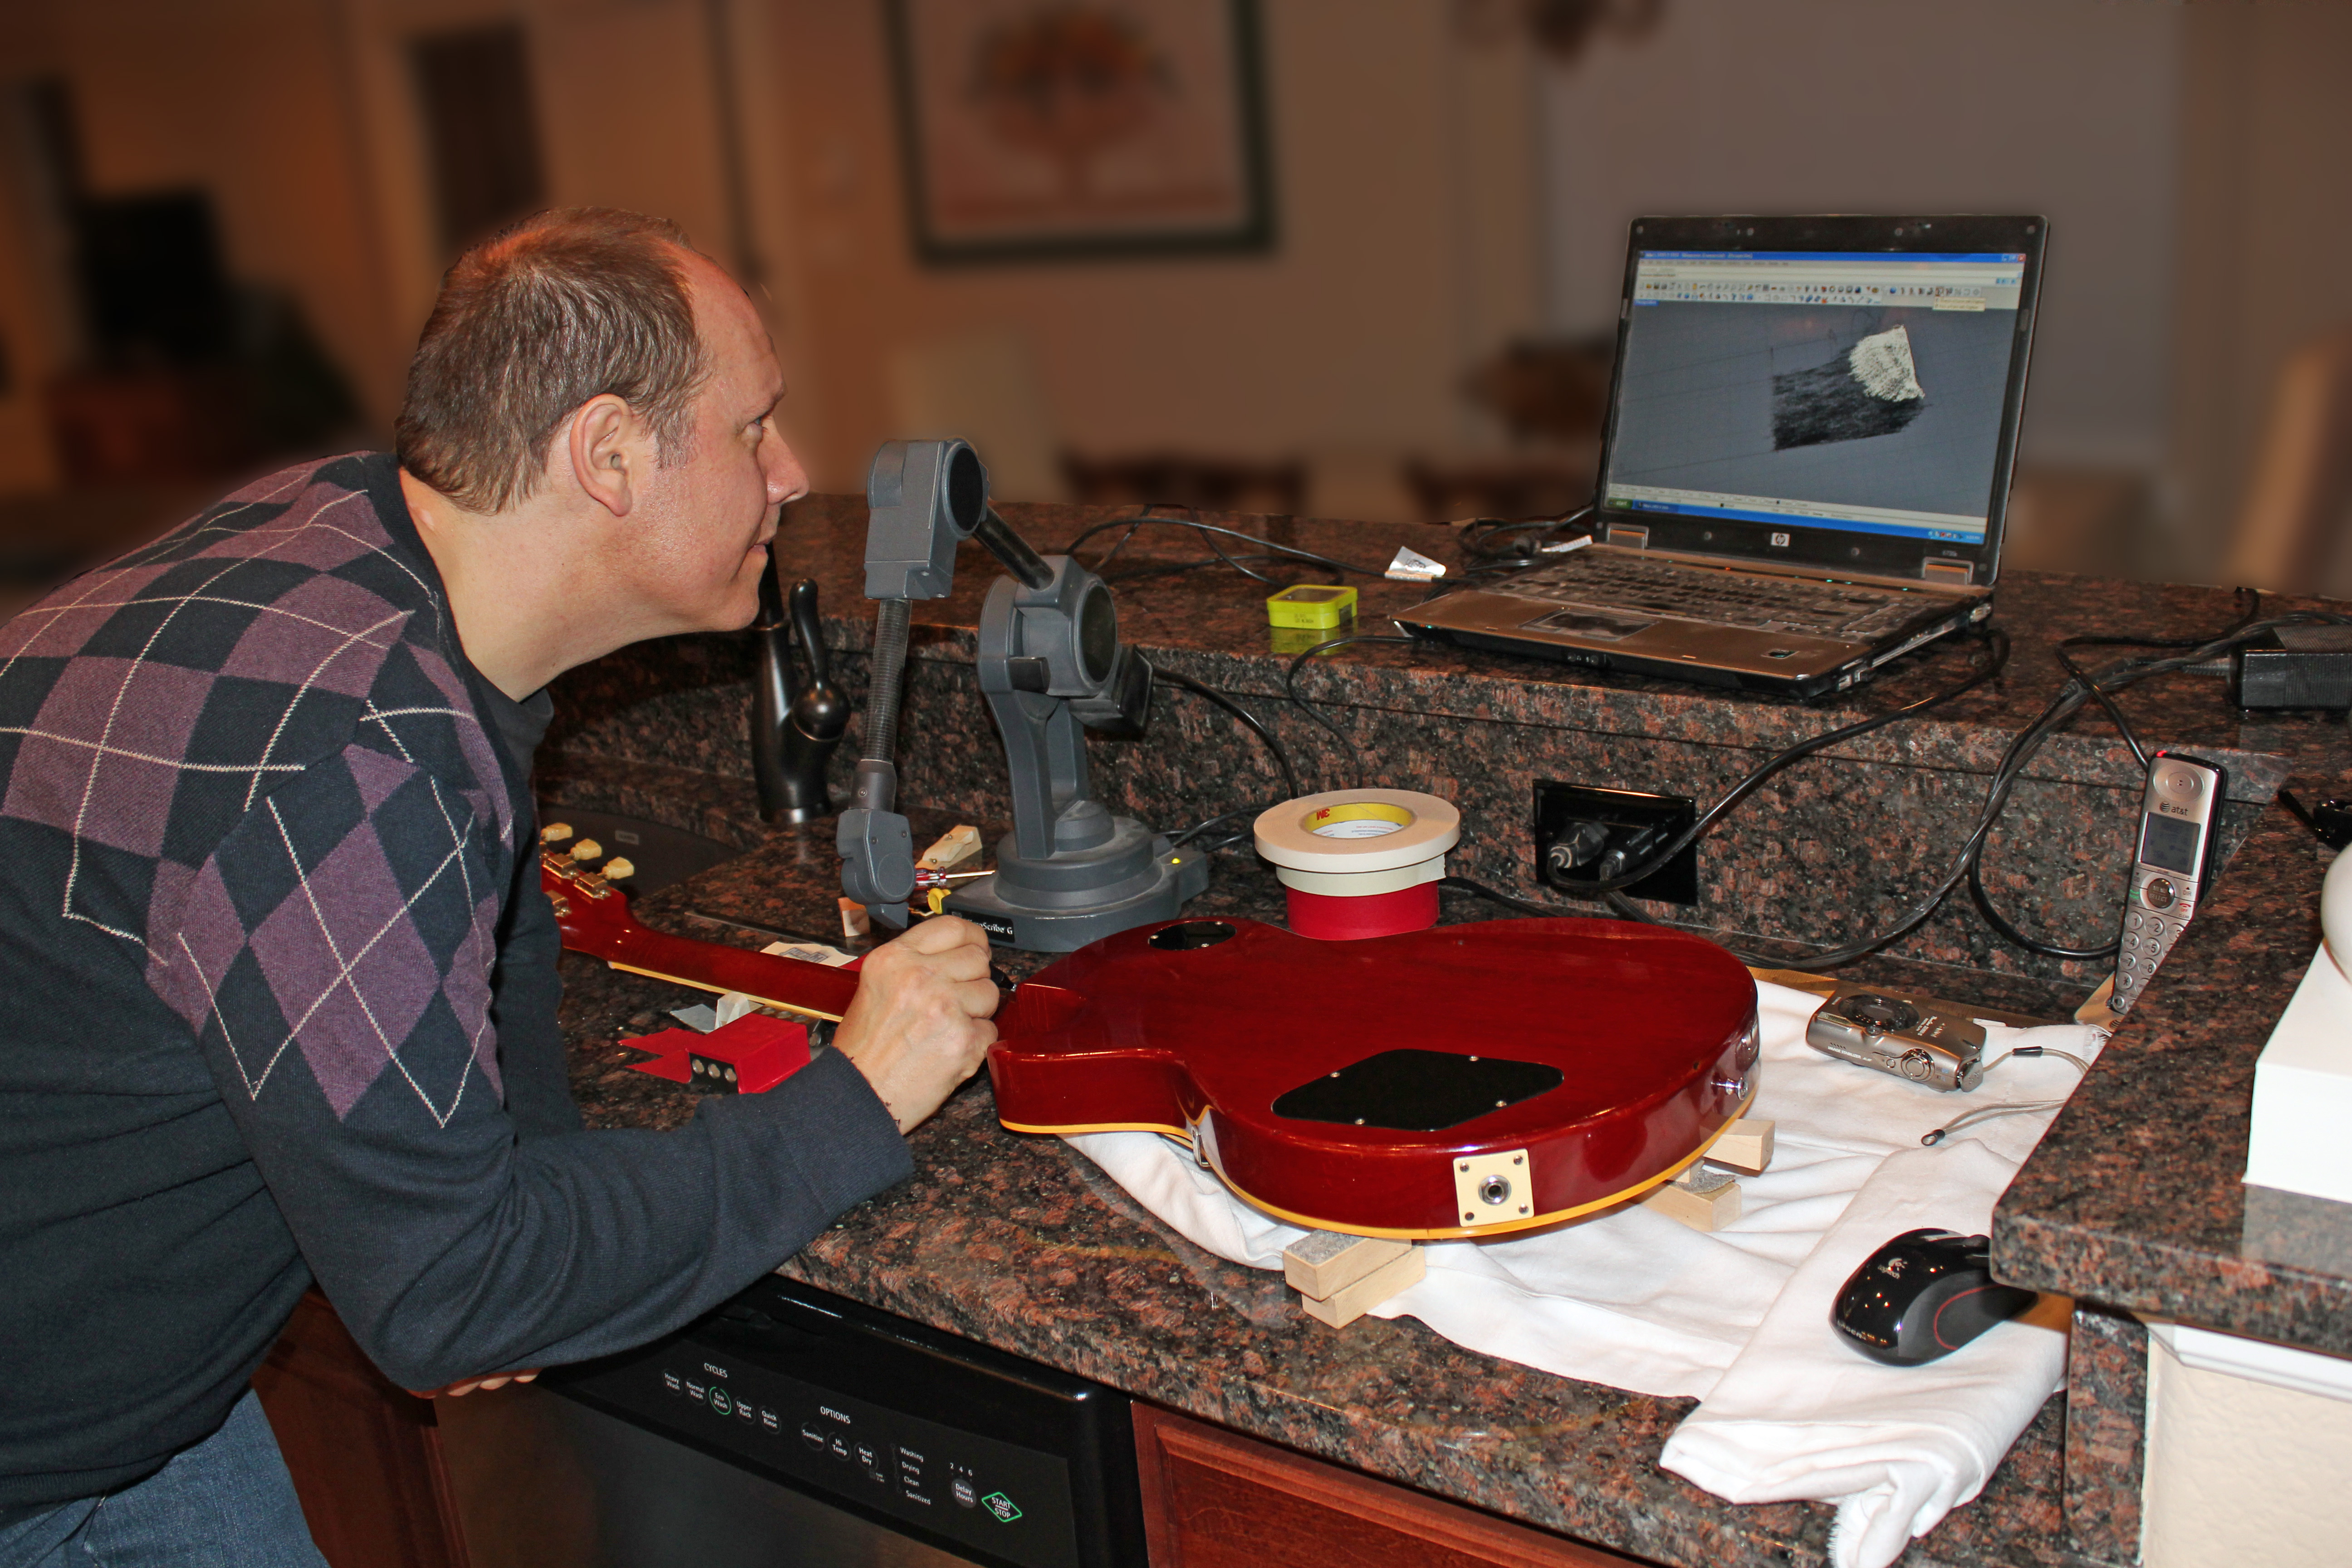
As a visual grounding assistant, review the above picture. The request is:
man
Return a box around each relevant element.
[0,209,997,1564]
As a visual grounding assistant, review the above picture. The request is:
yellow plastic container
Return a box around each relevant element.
[1265,583,1358,630]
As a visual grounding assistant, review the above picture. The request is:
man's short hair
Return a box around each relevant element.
[396,208,710,513]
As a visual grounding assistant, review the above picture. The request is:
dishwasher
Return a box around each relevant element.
[432,1274,1145,1568]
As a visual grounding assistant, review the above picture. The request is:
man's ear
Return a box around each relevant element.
[566,394,647,518]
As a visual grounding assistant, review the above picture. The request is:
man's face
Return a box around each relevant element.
[627,253,808,632]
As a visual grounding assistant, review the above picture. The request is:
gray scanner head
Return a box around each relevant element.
[863,439,989,601]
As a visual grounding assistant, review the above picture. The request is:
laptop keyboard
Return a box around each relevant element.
[1497,554,1930,640]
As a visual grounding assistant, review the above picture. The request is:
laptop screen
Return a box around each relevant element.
[1598,243,2034,567]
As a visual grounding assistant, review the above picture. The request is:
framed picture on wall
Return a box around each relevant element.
[884,0,1274,264]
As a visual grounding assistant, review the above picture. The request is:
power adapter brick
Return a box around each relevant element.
[2232,625,2352,710]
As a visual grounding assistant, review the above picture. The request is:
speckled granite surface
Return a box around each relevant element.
[1995,764,2352,1355]
[2061,1308,2146,1565]
[552,819,2097,1568]
[536,496,2352,1567]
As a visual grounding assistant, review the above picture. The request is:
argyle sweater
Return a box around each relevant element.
[0,454,911,1509]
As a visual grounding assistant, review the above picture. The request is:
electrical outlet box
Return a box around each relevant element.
[1533,782,1699,906]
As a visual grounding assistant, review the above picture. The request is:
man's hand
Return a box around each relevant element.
[413,1370,539,1398]
[834,915,999,1133]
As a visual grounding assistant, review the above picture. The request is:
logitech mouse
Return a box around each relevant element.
[1832,1229,2038,1366]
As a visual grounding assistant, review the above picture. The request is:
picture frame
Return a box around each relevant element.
[883,0,1274,265]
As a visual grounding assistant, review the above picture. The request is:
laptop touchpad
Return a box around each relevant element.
[1527,608,1657,641]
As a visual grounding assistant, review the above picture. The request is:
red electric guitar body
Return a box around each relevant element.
[541,856,1758,1240]
[540,855,860,1022]
[988,916,1759,1239]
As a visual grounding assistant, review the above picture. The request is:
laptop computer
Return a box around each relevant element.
[1401,214,2048,699]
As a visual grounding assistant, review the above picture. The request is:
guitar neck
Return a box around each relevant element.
[598,926,860,1023]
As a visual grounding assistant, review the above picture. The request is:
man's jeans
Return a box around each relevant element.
[0,1392,325,1568]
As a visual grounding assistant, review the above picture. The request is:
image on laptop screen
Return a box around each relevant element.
[1601,250,2029,546]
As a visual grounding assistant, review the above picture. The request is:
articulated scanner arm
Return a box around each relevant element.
[839,439,1154,931]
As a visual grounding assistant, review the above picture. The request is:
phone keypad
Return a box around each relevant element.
[2112,872,2196,1015]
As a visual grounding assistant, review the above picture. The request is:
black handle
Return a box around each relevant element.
[788,577,829,686]
[788,578,850,744]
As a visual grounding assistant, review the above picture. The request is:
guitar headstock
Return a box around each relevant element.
[541,850,644,959]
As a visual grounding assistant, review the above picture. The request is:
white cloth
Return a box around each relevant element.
[1062,980,2103,1568]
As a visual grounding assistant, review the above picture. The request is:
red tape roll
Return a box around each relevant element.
[1284,881,1440,941]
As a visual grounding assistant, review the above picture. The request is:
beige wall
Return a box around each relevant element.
[2170,1,2352,581]
[1,0,2340,558]
[1536,0,2181,480]
[0,0,1543,513]
[2143,1328,2352,1568]
[760,0,1545,503]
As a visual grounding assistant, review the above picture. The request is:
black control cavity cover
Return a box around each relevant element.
[1831,1228,2038,1366]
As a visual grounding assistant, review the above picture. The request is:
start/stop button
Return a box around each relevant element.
[2154,763,2205,804]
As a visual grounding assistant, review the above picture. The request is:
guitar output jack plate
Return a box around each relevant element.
[1453,1148,1532,1228]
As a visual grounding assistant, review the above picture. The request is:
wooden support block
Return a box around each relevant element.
[918,824,983,872]
[1642,1165,1741,1232]
[1298,1244,1425,1328]
[1282,1230,1415,1301]
[2074,975,2120,1030]
[1707,1117,1775,1176]
[837,897,871,941]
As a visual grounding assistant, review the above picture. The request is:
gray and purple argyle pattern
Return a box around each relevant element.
[0,453,518,1125]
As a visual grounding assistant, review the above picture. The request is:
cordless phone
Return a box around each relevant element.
[2110,752,2225,1016]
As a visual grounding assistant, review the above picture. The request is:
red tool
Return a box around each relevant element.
[623,1013,812,1094]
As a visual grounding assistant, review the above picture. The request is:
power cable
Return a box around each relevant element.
[1280,632,1422,790]
[1156,668,1302,804]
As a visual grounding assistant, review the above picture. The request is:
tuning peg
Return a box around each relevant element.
[541,822,573,844]
[571,839,603,862]
[601,857,636,881]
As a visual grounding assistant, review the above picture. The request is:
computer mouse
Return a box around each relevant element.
[1832,1229,2038,1366]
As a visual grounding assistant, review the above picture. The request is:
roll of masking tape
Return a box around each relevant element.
[1253,789,1460,941]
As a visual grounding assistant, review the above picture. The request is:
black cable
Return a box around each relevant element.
[1300,618,2000,970]
[1062,513,1401,583]
[2023,586,2263,777]
[1280,632,1422,789]
[1565,626,2013,899]
[1963,588,2283,959]
[1167,803,1275,848]
[1455,505,1595,573]
[2052,640,2150,770]
[1156,669,1302,802]
[1439,875,1602,919]
[1434,629,2024,970]
[1777,608,2352,970]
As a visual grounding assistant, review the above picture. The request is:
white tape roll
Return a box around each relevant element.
[1252,789,1461,876]
[1273,859,1446,897]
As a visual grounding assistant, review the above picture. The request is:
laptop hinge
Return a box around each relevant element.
[1921,558,1974,586]
[1606,523,1651,549]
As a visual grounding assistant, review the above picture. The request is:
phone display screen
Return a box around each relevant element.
[2139,813,2203,876]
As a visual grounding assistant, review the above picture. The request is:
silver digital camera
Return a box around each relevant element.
[1806,990,1987,1092]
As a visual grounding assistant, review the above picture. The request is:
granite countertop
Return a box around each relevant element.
[539,494,2352,1565]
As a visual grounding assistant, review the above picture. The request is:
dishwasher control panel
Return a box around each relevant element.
[549,1277,1135,1568]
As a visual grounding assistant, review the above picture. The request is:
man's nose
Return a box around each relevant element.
[766,435,811,507]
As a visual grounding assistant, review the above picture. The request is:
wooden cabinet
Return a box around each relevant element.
[1132,1404,1645,1568]
[249,1291,470,1568]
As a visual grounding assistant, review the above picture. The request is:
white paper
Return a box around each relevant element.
[1384,546,1447,582]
